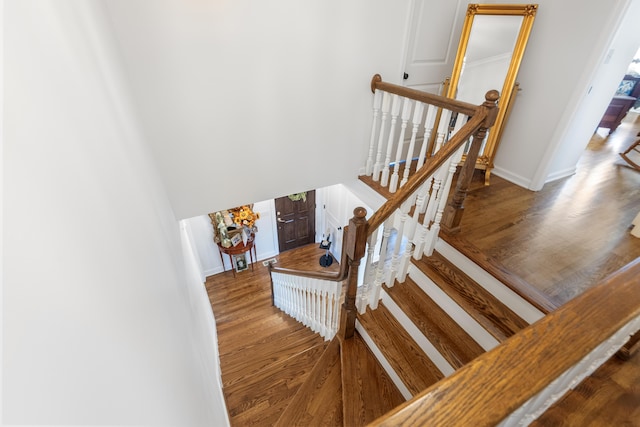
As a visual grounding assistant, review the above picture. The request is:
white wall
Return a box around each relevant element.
[537,0,640,186]
[101,0,412,220]
[3,1,227,424]
[99,0,640,214]
[489,0,640,188]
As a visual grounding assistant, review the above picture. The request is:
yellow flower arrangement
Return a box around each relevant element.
[230,205,260,229]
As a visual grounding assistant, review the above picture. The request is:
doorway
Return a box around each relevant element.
[274,190,316,253]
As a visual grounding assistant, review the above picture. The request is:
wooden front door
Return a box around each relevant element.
[274,190,316,253]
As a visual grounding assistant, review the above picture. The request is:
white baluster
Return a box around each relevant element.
[373,92,391,180]
[433,109,453,155]
[334,281,341,337]
[365,90,383,176]
[398,242,414,283]
[389,98,413,193]
[380,94,401,186]
[387,202,411,286]
[359,233,377,314]
[309,280,315,330]
[423,168,444,226]
[299,283,305,323]
[401,102,425,188]
[320,287,327,338]
[424,146,465,256]
[407,182,429,243]
[308,283,314,330]
[371,219,393,309]
[313,283,320,334]
[328,282,337,336]
[416,104,438,169]
[413,178,437,257]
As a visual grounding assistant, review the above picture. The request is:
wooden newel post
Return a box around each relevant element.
[339,207,368,339]
[441,90,500,234]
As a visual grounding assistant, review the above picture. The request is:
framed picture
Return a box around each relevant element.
[234,254,248,272]
[230,233,242,247]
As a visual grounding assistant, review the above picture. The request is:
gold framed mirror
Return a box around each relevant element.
[447,4,537,184]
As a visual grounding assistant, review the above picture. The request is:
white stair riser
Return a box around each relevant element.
[435,239,544,324]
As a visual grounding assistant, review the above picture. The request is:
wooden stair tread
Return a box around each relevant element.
[224,342,327,425]
[221,326,326,388]
[413,251,529,341]
[275,338,343,427]
[384,278,485,369]
[439,232,559,313]
[358,303,444,396]
[341,332,406,426]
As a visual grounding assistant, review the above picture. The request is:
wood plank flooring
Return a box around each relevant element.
[205,113,640,425]
[206,244,339,426]
[458,113,640,305]
[454,113,640,426]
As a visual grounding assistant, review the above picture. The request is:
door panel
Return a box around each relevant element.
[403,0,466,93]
[275,190,316,253]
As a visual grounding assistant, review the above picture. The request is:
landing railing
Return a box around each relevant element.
[268,233,351,340]
[271,272,344,341]
[371,258,640,426]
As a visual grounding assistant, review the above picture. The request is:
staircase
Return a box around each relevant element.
[261,75,640,425]
[270,236,543,426]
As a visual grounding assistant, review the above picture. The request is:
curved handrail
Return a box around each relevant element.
[268,228,350,282]
[371,257,640,426]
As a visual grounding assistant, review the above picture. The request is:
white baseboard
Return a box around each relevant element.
[491,166,532,189]
[204,267,224,278]
[434,239,544,324]
[544,166,576,184]
[205,250,280,279]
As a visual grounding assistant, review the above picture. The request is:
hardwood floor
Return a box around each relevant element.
[456,114,640,426]
[458,112,640,305]
[206,244,339,426]
[206,114,640,425]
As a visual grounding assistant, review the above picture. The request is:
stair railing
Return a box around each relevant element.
[370,258,640,426]
[268,235,351,341]
[268,75,499,341]
[355,75,499,319]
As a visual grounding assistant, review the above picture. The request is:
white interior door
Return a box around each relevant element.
[402,0,466,94]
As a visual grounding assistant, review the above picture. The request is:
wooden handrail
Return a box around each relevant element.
[268,226,350,282]
[370,74,480,116]
[371,258,640,426]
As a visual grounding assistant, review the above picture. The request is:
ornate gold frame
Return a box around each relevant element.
[447,4,538,184]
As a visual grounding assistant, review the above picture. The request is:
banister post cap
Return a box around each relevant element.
[353,207,367,219]
[371,74,382,93]
[484,90,500,104]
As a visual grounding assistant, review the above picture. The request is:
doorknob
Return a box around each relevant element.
[277,218,286,223]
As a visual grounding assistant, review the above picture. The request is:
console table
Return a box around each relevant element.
[217,239,257,277]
